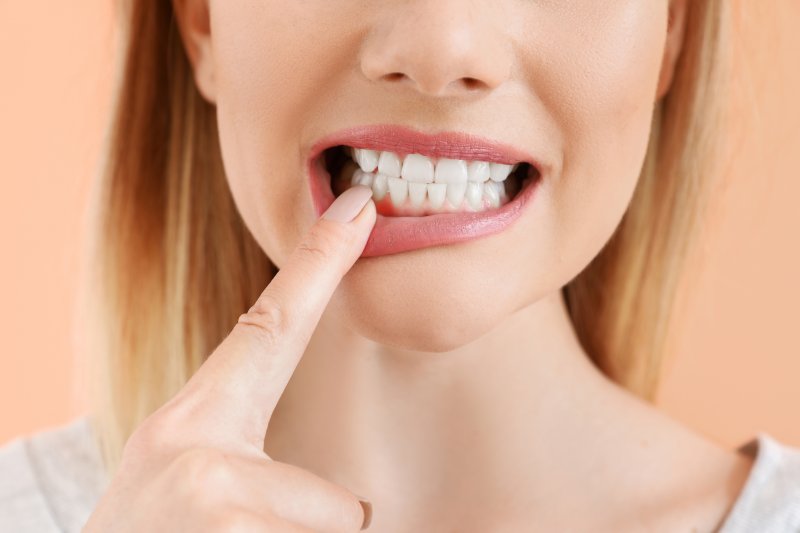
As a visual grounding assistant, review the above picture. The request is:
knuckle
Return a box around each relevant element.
[173,448,237,505]
[122,415,174,460]
[122,396,201,459]
[298,223,351,264]
[295,239,332,265]
[237,293,286,346]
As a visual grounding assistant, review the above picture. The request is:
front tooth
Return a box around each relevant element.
[378,151,402,178]
[354,148,378,173]
[434,158,468,184]
[489,162,516,182]
[387,176,408,207]
[446,182,467,209]
[483,180,503,207]
[427,183,447,209]
[408,182,427,207]
[401,154,435,183]
[466,182,484,210]
[372,173,388,201]
[467,161,490,183]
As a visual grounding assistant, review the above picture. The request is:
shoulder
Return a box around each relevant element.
[0,416,108,533]
[719,432,800,532]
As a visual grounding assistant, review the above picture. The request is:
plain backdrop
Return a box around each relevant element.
[1,2,798,448]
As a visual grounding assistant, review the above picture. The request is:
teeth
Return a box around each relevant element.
[401,154,435,183]
[467,161,490,183]
[351,169,374,188]
[427,183,447,209]
[344,148,524,213]
[446,182,467,209]
[387,176,408,207]
[483,180,504,208]
[378,151,402,178]
[489,163,516,183]
[466,182,484,210]
[372,173,388,201]
[434,159,468,184]
[354,148,379,173]
[408,182,427,207]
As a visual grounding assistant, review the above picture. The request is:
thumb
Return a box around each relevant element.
[179,185,376,448]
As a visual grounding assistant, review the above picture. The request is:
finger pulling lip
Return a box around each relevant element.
[306,124,545,257]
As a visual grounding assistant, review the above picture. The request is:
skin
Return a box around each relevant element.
[86,0,755,531]
[85,188,379,532]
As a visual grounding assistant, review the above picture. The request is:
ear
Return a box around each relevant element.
[656,0,689,100]
[172,0,216,103]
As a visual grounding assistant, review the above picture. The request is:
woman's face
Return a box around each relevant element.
[181,0,682,351]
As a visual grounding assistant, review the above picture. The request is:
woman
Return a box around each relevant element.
[1,0,798,531]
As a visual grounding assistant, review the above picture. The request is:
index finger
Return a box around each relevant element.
[176,185,376,448]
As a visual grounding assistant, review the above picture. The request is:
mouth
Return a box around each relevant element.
[324,145,535,215]
[307,125,544,257]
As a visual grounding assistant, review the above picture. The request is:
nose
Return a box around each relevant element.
[359,0,512,97]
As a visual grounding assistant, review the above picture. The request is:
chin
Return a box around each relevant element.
[327,246,531,354]
[333,295,499,354]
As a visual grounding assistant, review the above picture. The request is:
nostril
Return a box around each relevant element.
[376,71,487,96]
[384,72,407,82]
[461,77,483,90]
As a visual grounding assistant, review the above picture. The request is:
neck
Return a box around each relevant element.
[264,289,726,528]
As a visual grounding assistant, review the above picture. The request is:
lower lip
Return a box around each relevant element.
[308,157,541,257]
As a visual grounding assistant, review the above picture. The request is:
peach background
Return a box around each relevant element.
[1,3,798,448]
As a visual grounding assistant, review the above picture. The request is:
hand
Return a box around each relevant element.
[84,186,377,532]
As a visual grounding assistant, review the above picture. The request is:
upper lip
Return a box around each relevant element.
[308,124,541,170]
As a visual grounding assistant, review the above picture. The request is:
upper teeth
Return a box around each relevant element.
[351,147,519,211]
[354,148,517,183]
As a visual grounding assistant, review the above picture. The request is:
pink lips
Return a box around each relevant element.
[307,124,543,257]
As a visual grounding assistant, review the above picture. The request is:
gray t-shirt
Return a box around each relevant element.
[1,416,798,532]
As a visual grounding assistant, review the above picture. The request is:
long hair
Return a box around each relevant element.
[83,1,730,474]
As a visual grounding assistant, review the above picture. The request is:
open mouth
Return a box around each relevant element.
[321,145,539,217]
[306,125,545,257]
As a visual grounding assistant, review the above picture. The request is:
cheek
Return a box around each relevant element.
[532,3,668,273]
[208,2,352,266]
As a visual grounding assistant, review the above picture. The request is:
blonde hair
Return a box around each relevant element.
[85,1,730,474]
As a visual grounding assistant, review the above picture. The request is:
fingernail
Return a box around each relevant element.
[358,499,372,530]
[322,185,373,222]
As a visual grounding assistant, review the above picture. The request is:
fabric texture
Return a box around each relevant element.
[0,417,107,533]
[0,416,798,532]
[719,431,800,532]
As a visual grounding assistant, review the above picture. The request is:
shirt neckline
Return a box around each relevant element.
[716,432,775,531]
